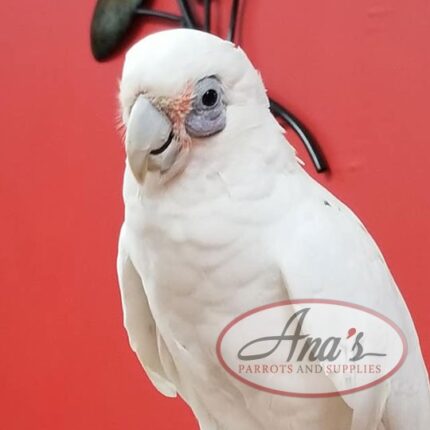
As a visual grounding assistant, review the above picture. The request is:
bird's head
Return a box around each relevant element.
[119,29,269,185]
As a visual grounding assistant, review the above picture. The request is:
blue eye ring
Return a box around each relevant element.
[185,76,226,138]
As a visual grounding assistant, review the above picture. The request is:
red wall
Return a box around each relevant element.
[0,1,429,429]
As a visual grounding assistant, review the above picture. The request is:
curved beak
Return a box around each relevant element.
[125,95,172,183]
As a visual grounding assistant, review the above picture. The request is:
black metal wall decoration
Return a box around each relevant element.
[90,0,327,173]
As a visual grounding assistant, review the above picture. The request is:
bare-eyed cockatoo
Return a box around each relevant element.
[116,29,430,430]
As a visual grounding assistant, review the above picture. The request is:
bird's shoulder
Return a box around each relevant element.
[272,171,399,307]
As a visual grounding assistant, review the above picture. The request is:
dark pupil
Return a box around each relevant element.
[202,89,218,107]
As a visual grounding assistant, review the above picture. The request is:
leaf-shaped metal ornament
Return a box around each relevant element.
[91,0,142,61]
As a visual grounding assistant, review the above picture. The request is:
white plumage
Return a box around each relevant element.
[117,29,430,429]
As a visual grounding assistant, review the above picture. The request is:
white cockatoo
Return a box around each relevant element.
[117,29,430,430]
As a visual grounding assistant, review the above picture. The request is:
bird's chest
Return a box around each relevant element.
[127,193,286,343]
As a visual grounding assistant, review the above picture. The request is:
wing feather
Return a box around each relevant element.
[117,226,176,397]
[274,171,430,429]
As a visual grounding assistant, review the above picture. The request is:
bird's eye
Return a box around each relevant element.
[185,76,226,138]
[201,89,218,107]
